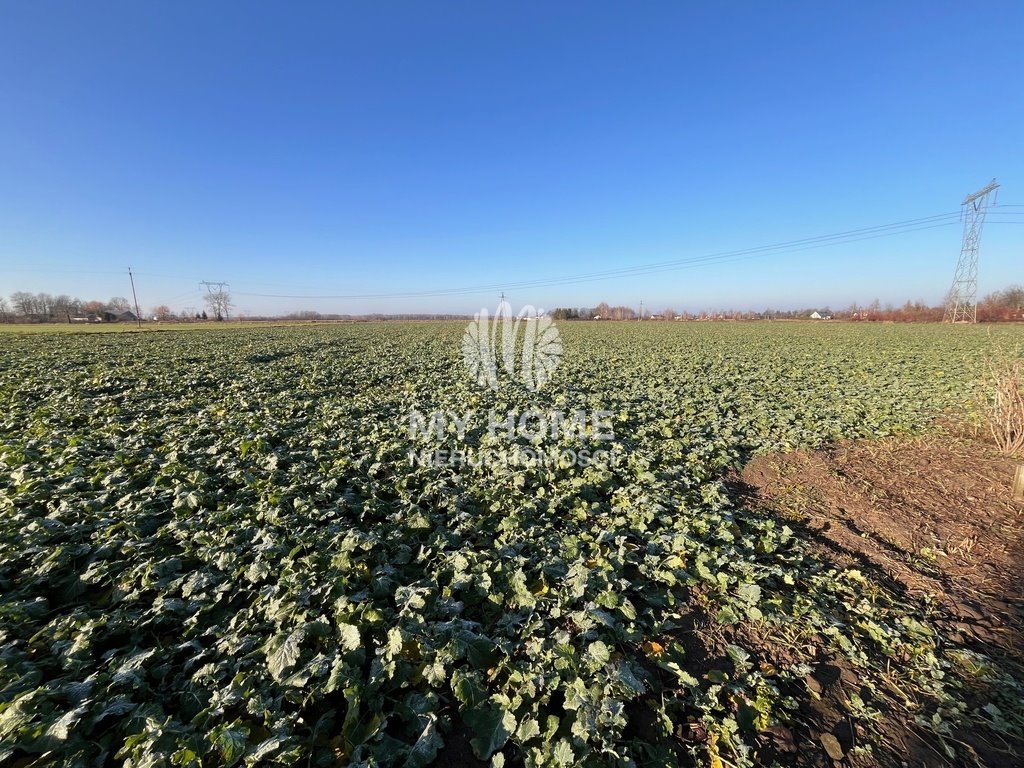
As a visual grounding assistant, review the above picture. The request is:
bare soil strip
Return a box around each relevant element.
[734,429,1024,767]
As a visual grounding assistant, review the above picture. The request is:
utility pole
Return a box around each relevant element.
[128,268,142,329]
[639,300,643,321]
[944,179,999,323]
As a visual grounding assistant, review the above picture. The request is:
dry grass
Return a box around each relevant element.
[984,348,1024,457]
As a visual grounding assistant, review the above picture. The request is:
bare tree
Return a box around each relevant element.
[36,293,55,320]
[108,297,131,313]
[152,305,175,321]
[0,297,9,323]
[10,292,35,319]
[52,295,79,323]
[203,288,233,321]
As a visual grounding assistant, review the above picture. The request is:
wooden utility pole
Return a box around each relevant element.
[128,268,142,329]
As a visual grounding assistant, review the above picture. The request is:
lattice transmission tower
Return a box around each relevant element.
[944,179,999,323]
[200,280,231,321]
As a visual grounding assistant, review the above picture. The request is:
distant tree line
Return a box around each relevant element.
[0,290,234,323]
[551,303,639,321]
[0,292,134,323]
[550,286,1024,323]
[976,285,1024,322]
[3,285,1021,324]
[276,311,473,321]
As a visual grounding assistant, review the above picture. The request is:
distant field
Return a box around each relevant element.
[1,321,1022,767]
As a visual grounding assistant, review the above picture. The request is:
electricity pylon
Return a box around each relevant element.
[200,281,231,321]
[944,179,999,323]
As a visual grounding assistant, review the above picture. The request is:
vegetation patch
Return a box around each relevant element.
[1,322,1022,767]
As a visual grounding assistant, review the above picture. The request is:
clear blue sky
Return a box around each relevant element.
[1,2,1022,316]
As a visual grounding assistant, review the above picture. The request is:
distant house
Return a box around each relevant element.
[810,311,822,319]
[103,310,138,322]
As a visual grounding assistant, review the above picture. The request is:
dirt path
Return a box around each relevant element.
[735,428,1024,767]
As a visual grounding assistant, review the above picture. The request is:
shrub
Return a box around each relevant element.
[984,347,1024,456]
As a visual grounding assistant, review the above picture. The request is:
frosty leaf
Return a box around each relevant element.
[464,706,516,760]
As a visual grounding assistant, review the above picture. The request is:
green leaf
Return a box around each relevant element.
[171,746,201,768]
[267,628,305,681]
[553,739,575,766]
[706,669,729,684]
[338,623,361,652]
[516,717,541,743]
[737,583,761,605]
[212,722,249,766]
[587,640,611,666]
[464,706,516,760]
[725,644,751,670]
[662,661,699,687]
[461,633,498,669]
[736,700,759,733]
[452,670,489,709]
[716,605,741,625]
[406,714,443,768]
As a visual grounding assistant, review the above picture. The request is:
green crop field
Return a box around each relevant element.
[1,321,1022,767]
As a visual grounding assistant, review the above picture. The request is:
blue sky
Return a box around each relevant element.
[1,2,1022,316]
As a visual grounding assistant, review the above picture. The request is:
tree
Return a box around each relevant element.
[1003,285,1024,309]
[10,292,34,319]
[52,295,79,323]
[34,293,54,320]
[203,287,233,321]
[982,285,1024,309]
[979,284,1024,322]
[152,305,174,321]
[82,301,104,316]
[108,297,131,313]
[0,297,8,323]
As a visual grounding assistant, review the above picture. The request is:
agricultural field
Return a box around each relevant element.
[1,321,1023,767]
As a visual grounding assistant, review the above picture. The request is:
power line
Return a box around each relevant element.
[234,211,965,300]
[241,214,961,298]
[3,207,1018,303]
